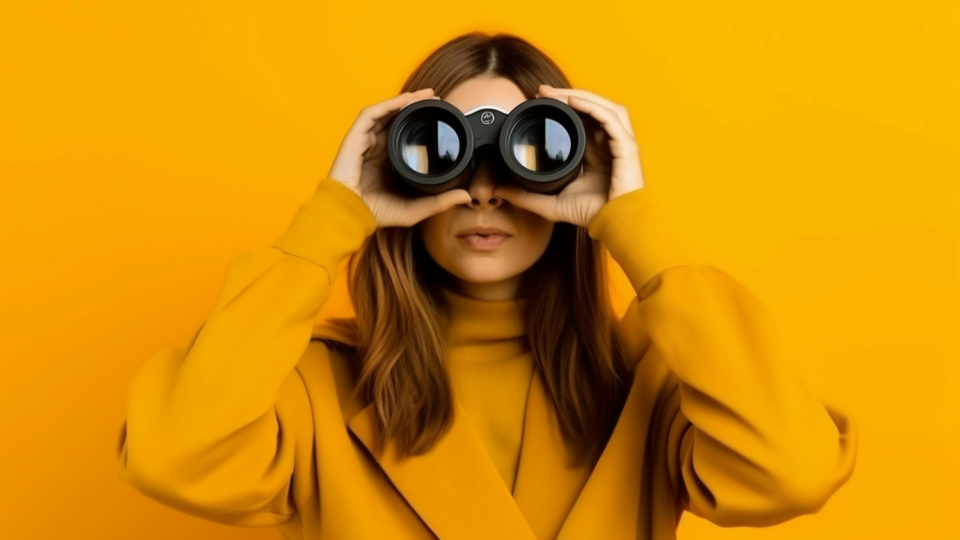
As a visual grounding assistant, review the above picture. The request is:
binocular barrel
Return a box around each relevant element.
[386,98,586,196]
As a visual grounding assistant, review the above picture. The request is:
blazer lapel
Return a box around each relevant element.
[512,367,595,540]
[348,395,538,540]
[320,317,609,540]
[555,355,659,540]
[514,303,657,540]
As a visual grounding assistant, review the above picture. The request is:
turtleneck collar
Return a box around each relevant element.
[438,285,528,346]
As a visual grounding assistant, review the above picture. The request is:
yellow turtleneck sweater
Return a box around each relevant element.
[438,285,532,493]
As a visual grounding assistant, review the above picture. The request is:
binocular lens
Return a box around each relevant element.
[386,97,585,196]
[397,113,461,175]
[509,116,572,172]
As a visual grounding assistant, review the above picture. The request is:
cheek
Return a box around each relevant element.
[504,219,554,269]
[520,216,555,252]
[417,215,451,264]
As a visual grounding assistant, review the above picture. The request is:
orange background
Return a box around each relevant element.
[1,1,957,538]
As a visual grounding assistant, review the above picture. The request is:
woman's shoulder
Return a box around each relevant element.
[290,317,365,422]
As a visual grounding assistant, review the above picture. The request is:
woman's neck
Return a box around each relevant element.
[438,284,528,346]
[452,276,521,301]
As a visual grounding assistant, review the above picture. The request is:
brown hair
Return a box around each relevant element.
[327,31,632,466]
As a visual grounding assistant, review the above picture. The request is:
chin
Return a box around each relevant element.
[455,272,513,285]
[451,267,522,285]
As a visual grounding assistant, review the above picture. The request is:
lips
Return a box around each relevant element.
[456,226,512,237]
[458,233,510,250]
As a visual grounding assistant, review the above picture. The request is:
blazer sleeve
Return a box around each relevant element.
[116,178,378,526]
[587,187,859,528]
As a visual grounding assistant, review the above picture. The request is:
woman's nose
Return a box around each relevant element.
[465,156,504,209]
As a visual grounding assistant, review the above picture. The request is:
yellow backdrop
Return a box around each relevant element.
[1,1,957,538]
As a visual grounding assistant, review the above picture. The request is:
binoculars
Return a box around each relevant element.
[386,97,587,196]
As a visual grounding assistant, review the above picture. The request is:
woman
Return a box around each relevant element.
[116,32,858,540]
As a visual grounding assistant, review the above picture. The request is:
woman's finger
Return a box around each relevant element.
[537,85,635,139]
[351,88,435,137]
[491,185,560,223]
[373,95,442,136]
[537,86,616,108]
[560,95,638,160]
[581,122,612,173]
[366,126,389,161]
[401,189,473,226]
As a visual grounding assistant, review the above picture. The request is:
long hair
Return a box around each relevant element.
[326,31,632,466]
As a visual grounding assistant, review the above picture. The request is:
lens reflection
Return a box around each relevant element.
[400,119,460,174]
[512,117,571,172]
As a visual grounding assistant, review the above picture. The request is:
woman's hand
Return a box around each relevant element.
[327,88,473,228]
[492,85,646,228]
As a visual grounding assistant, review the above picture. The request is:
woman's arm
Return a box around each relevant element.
[588,187,859,527]
[116,178,377,526]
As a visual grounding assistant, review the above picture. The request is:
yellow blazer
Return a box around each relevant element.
[117,178,858,540]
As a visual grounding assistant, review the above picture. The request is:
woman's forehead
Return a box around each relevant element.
[443,76,527,115]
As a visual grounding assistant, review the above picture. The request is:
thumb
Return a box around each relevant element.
[436,188,473,210]
[494,185,557,222]
[405,189,472,224]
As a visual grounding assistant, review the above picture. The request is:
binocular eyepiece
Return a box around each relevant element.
[386,97,587,196]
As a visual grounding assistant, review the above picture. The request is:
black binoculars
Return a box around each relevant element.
[386,97,587,196]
